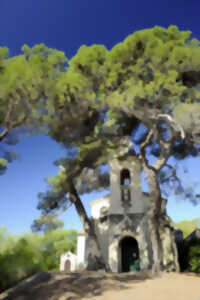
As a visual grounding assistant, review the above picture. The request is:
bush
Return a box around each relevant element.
[0,238,42,292]
[0,228,77,292]
[39,229,77,271]
[188,244,200,273]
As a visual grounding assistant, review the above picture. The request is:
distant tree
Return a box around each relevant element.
[197,218,200,229]
[31,215,64,233]
[0,226,18,252]
[35,26,200,273]
[175,219,199,238]
[0,228,77,292]
[40,229,77,270]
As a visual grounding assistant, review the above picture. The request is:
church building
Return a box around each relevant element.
[60,141,184,273]
[60,154,179,273]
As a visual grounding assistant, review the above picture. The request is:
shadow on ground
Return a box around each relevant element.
[7,270,156,300]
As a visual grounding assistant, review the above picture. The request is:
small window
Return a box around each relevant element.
[120,169,131,185]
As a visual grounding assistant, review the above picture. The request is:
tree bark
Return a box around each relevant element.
[0,127,9,142]
[144,165,180,274]
[69,182,110,271]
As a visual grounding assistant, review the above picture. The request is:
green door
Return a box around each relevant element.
[121,237,140,272]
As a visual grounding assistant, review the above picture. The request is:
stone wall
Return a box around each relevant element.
[91,212,153,272]
[107,213,152,272]
[109,157,147,215]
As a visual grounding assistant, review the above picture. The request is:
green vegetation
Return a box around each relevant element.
[31,214,64,233]
[174,218,199,238]
[188,244,200,273]
[1,25,200,272]
[37,25,200,272]
[174,219,200,273]
[0,227,77,293]
[0,44,67,174]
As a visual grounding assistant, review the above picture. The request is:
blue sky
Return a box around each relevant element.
[0,0,200,235]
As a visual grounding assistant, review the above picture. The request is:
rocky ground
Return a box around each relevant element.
[1,270,200,300]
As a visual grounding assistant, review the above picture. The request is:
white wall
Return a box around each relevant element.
[77,234,86,269]
[60,252,77,271]
[90,196,110,219]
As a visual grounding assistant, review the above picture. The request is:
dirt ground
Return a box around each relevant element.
[9,271,200,300]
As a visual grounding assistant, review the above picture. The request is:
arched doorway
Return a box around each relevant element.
[119,236,140,272]
[64,259,71,272]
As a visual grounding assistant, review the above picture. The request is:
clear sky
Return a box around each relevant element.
[0,0,200,235]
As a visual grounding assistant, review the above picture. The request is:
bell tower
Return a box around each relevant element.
[109,155,146,215]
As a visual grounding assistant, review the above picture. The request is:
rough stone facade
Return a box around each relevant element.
[60,154,180,273]
[79,155,155,272]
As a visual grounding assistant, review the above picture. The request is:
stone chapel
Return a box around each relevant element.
[60,153,167,273]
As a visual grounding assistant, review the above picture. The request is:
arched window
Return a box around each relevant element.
[120,169,131,205]
[120,169,131,185]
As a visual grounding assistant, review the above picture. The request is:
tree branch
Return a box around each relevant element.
[139,124,156,168]
[0,127,9,142]
[151,113,185,171]
[50,200,73,218]
[152,140,172,171]
[154,114,185,140]
[0,115,28,143]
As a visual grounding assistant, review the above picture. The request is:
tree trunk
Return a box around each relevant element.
[69,183,110,271]
[144,165,180,274]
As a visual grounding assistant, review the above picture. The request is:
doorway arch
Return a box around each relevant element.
[119,236,140,272]
[64,259,71,272]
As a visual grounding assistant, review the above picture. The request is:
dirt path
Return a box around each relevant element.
[82,273,200,300]
[3,271,200,300]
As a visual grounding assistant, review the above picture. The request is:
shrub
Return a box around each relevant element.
[0,228,77,292]
[0,238,42,292]
[188,244,200,273]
